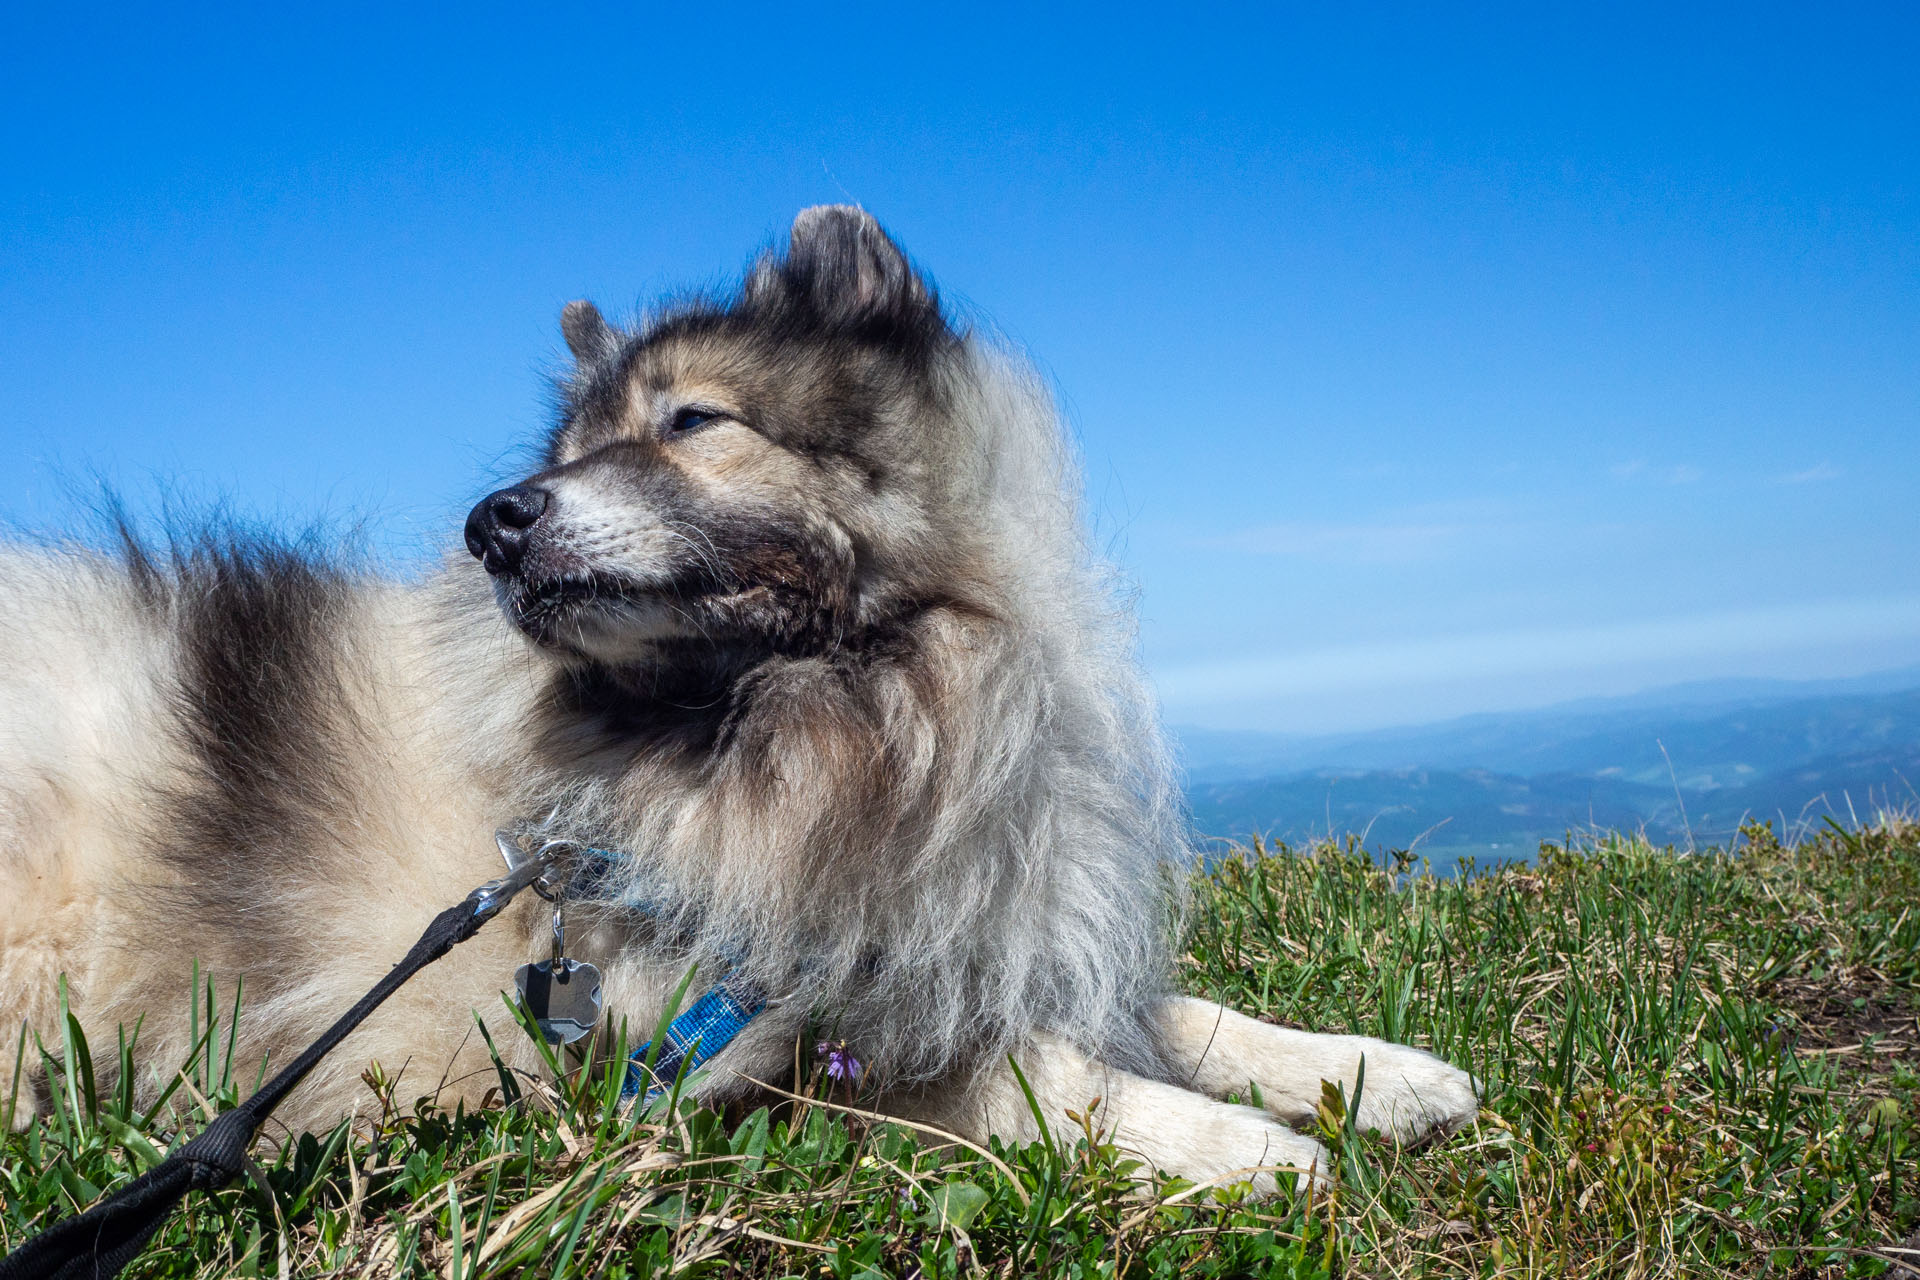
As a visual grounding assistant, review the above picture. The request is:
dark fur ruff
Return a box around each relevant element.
[81,207,1192,1107]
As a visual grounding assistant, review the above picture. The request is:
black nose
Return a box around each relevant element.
[464,485,550,575]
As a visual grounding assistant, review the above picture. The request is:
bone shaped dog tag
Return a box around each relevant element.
[514,959,604,1044]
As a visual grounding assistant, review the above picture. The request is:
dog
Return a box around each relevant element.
[0,206,1477,1193]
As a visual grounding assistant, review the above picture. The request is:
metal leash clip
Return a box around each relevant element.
[495,826,604,1045]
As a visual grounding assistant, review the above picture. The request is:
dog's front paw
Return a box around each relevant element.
[1176,1106,1330,1196]
[1345,1040,1479,1143]
[1158,997,1481,1150]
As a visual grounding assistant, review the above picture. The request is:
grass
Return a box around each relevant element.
[4,820,1917,1278]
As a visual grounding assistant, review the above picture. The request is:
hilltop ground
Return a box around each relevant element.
[4,821,1916,1278]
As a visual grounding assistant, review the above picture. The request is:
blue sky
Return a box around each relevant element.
[3,4,1916,732]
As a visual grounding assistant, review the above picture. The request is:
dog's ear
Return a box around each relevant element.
[561,300,620,364]
[751,205,939,333]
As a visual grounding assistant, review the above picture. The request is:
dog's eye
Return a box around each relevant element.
[665,407,722,437]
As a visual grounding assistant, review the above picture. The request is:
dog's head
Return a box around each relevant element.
[467,206,968,667]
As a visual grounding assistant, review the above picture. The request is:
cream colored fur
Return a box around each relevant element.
[0,546,1477,1199]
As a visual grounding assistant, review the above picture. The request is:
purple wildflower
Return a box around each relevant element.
[816,1039,863,1083]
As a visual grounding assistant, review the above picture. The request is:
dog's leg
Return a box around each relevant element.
[887,1031,1327,1195]
[1158,996,1479,1143]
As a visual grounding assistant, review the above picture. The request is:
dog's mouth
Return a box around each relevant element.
[503,571,664,642]
[509,575,615,639]
[498,565,751,655]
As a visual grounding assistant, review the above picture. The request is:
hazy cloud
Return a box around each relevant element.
[1197,500,1531,565]
[1611,460,1702,484]
[1779,462,1843,485]
[1201,520,1468,564]
[1155,595,1920,714]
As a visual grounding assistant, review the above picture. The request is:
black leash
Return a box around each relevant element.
[0,849,559,1280]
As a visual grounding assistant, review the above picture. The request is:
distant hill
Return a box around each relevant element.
[1177,668,1920,865]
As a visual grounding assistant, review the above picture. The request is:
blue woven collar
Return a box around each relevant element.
[571,845,769,1102]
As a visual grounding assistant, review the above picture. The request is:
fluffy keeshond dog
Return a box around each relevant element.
[0,207,1475,1191]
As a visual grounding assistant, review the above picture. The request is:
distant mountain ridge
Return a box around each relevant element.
[1176,666,1920,862]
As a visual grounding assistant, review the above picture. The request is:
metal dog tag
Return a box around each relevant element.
[514,959,604,1044]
